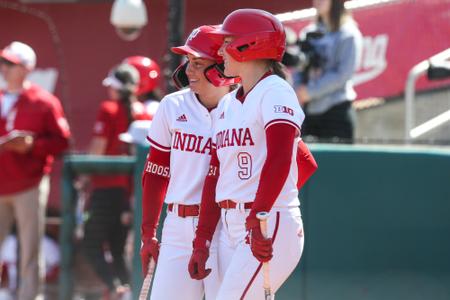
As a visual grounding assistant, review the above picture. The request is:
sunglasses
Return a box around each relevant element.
[0,58,17,67]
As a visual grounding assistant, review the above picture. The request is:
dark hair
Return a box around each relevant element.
[118,91,135,125]
[139,88,163,103]
[318,0,349,32]
[270,60,288,80]
[111,64,140,125]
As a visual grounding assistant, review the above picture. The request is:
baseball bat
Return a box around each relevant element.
[139,258,156,300]
[256,211,272,300]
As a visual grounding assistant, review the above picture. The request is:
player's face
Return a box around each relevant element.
[313,0,332,17]
[185,54,215,94]
[218,37,239,78]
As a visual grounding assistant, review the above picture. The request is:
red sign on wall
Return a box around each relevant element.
[282,0,450,100]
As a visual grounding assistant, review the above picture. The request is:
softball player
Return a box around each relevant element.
[122,56,162,118]
[83,63,150,298]
[140,25,238,300]
[189,9,312,299]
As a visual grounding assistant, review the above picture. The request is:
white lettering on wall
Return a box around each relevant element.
[353,34,389,86]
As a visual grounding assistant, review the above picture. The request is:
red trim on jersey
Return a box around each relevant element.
[195,148,221,241]
[265,118,301,134]
[147,136,171,152]
[141,147,170,239]
[297,140,318,189]
[241,212,280,299]
[236,71,273,103]
[249,123,295,220]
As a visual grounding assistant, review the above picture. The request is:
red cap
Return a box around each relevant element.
[0,41,36,70]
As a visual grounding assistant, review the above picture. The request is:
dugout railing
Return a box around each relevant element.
[405,48,450,143]
[59,154,138,300]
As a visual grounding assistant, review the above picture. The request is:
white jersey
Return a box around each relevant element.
[147,89,216,205]
[213,75,305,207]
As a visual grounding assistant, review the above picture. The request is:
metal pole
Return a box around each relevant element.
[404,61,428,143]
[59,157,76,300]
[164,0,185,93]
[404,48,450,143]
[132,145,149,299]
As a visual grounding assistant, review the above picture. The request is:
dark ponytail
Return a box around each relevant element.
[270,60,288,80]
[119,91,135,126]
[111,63,140,125]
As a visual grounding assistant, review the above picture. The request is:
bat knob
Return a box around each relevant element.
[256,211,270,220]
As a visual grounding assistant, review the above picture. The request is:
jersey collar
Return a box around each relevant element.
[236,71,273,103]
[194,93,216,112]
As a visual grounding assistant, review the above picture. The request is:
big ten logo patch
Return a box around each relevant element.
[274,105,294,116]
[187,28,201,43]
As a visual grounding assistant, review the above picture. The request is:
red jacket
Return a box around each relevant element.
[0,84,70,195]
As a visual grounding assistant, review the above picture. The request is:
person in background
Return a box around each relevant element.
[296,0,362,143]
[82,63,150,299]
[122,56,162,118]
[0,41,70,300]
[118,119,152,149]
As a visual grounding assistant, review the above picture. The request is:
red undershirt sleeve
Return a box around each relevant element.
[297,139,318,189]
[195,148,221,242]
[141,147,170,239]
[249,123,296,219]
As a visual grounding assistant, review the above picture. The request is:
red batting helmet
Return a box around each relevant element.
[171,25,240,89]
[210,9,286,62]
[171,25,223,62]
[123,56,160,96]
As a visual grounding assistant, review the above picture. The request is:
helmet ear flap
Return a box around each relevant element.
[172,62,190,90]
[204,63,241,87]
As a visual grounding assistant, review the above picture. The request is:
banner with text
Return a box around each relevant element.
[281,0,450,100]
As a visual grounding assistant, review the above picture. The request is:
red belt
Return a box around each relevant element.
[217,200,253,210]
[167,203,200,217]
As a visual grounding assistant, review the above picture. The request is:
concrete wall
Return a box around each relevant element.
[355,87,450,144]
